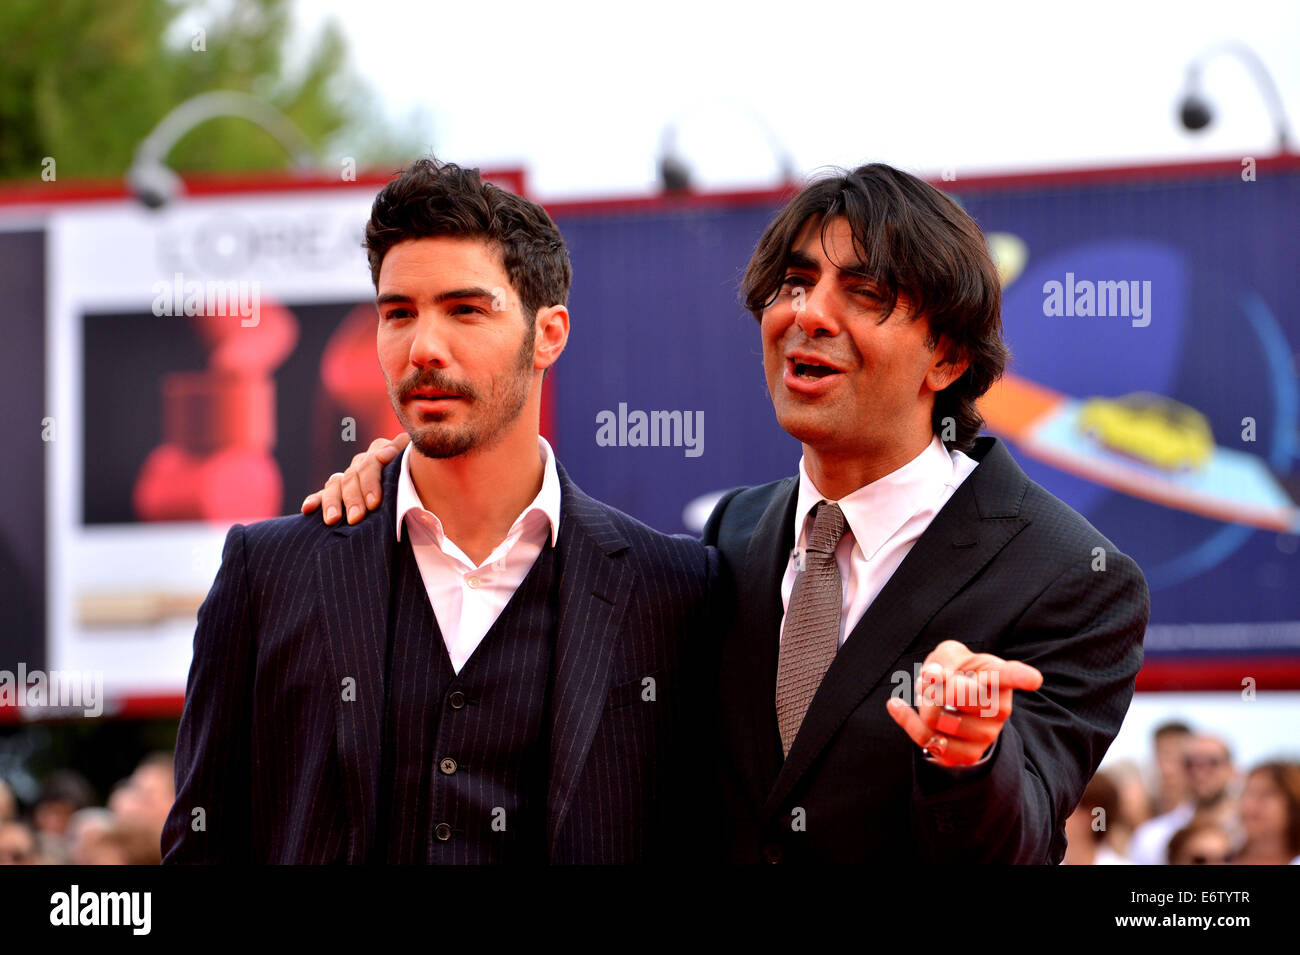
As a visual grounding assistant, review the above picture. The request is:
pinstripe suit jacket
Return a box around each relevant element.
[162,457,720,864]
[701,436,1149,863]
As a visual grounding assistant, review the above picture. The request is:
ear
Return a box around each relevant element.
[533,304,569,371]
[925,335,970,393]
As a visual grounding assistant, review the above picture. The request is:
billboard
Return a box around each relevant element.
[1,157,1297,711]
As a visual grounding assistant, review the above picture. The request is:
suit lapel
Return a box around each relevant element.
[316,459,400,863]
[763,438,1031,816]
[546,463,636,855]
[731,477,799,800]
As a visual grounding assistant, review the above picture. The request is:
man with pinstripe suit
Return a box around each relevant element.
[162,159,720,864]
[317,163,1148,865]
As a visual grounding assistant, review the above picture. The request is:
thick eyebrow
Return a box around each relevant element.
[783,250,820,274]
[783,249,874,282]
[376,286,497,306]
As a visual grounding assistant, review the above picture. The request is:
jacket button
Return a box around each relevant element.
[439,757,457,775]
[762,844,783,863]
[434,823,452,841]
[448,691,466,709]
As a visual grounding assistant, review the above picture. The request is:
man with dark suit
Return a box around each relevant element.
[162,159,717,864]
[701,164,1147,863]
[310,163,1148,864]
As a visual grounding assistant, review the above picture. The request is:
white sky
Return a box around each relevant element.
[290,0,1300,200]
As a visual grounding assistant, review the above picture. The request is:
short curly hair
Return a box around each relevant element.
[364,157,571,320]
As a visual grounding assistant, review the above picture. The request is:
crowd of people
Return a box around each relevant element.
[1064,721,1300,864]
[0,753,173,865]
[2,721,1297,864]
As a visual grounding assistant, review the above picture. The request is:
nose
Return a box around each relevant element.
[794,279,839,338]
[409,314,451,368]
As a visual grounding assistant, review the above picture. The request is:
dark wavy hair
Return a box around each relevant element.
[364,157,571,320]
[740,163,1008,451]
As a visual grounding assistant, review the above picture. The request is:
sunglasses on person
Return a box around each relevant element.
[1184,755,1228,770]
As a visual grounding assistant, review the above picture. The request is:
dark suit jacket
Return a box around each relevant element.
[162,457,719,864]
[701,436,1148,864]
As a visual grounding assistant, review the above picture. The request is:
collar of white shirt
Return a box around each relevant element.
[393,435,562,564]
[792,434,974,560]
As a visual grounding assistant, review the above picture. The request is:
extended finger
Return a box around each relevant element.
[992,658,1043,693]
[955,653,1044,694]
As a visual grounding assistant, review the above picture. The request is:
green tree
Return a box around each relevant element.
[0,0,419,182]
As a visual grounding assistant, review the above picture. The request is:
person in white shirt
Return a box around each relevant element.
[307,162,1150,864]
[167,158,719,864]
[1129,733,1237,864]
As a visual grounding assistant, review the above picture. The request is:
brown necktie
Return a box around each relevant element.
[775,501,848,757]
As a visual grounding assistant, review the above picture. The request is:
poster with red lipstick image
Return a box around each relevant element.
[40,172,532,706]
[46,188,411,699]
[29,171,532,707]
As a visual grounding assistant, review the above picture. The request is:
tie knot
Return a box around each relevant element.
[806,501,847,554]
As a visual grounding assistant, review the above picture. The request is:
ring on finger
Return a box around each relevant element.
[922,734,948,758]
[936,706,962,737]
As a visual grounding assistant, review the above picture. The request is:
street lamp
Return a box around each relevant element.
[1177,41,1293,154]
[127,90,317,208]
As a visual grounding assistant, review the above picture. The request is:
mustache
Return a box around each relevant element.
[397,369,476,401]
[784,332,852,368]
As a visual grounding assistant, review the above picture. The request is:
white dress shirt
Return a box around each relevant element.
[781,435,991,768]
[780,434,979,647]
[395,436,561,674]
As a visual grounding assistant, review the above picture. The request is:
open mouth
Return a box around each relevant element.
[790,360,841,381]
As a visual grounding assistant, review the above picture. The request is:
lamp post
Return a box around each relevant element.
[1177,41,1294,154]
[127,90,317,208]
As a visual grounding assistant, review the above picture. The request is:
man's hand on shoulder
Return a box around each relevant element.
[300,432,408,525]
